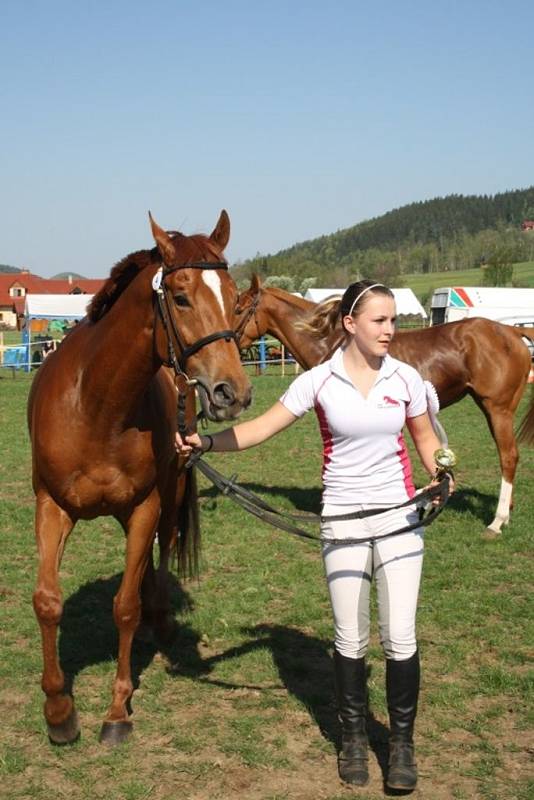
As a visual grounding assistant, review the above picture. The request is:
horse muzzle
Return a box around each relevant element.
[195,377,252,422]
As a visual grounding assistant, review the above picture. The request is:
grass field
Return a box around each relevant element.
[401,261,534,300]
[0,371,533,800]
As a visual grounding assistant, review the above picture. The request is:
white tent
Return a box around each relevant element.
[24,294,94,320]
[304,287,427,319]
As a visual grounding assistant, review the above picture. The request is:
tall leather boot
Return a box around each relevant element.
[386,650,420,791]
[333,650,369,786]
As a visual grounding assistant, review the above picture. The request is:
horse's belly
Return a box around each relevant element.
[58,464,155,518]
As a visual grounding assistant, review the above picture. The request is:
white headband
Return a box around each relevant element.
[347,283,386,317]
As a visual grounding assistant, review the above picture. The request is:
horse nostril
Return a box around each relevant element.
[212,381,236,408]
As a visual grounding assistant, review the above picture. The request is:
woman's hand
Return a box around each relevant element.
[422,472,455,506]
[175,431,204,456]
[443,471,455,496]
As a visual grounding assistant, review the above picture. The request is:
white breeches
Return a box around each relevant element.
[321,503,424,661]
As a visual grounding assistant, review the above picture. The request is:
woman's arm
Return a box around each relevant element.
[175,401,298,456]
[406,412,445,478]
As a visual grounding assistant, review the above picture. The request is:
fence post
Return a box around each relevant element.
[22,327,31,373]
[258,336,267,373]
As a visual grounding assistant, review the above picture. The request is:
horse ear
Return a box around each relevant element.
[148,212,176,266]
[210,210,231,251]
[251,273,262,292]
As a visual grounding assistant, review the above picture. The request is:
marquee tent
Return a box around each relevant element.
[304,287,427,319]
[24,294,94,320]
[19,294,94,372]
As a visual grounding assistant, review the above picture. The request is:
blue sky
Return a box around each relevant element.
[1,1,533,278]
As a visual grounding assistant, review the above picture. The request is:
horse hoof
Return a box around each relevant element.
[482,527,501,540]
[47,709,80,745]
[99,720,133,745]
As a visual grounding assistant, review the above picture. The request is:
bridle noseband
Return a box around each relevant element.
[153,260,239,382]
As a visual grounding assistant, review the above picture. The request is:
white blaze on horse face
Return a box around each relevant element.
[202,271,226,316]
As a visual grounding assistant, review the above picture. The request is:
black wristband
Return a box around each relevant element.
[203,434,214,452]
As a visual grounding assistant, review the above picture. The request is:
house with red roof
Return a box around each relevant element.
[0,270,105,329]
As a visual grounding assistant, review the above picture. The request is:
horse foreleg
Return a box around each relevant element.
[32,492,78,744]
[99,491,160,745]
[479,405,518,537]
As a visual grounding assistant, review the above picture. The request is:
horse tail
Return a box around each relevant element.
[517,390,534,446]
[176,466,201,579]
[505,325,534,342]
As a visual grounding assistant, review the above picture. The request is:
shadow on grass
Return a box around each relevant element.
[195,623,390,780]
[59,574,387,769]
[58,574,391,780]
[199,481,323,514]
[58,571,209,701]
[449,487,498,523]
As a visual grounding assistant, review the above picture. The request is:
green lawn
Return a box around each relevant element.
[0,371,532,799]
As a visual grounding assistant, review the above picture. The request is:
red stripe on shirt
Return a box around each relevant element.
[314,401,333,478]
[396,432,416,498]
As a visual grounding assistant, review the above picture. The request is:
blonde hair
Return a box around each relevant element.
[295,296,343,339]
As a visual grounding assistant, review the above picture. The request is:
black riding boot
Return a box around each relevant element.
[386,650,420,791]
[334,650,369,786]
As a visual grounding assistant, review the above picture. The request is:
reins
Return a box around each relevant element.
[187,450,452,545]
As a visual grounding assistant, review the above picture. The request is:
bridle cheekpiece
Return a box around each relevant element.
[152,260,238,383]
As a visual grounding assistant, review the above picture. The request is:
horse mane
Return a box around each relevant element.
[88,233,223,323]
[88,249,159,322]
[267,285,317,311]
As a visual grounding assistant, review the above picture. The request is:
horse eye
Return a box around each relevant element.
[174,294,190,308]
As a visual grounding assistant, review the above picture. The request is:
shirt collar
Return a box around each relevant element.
[378,353,400,379]
[329,347,399,383]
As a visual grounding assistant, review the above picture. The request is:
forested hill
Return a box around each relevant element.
[0,264,22,274]
[233,186,534,288]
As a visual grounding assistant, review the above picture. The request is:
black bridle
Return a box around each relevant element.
[153,261,239,379]
[233,287,263,347]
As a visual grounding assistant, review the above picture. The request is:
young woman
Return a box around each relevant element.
[175,280,453,790]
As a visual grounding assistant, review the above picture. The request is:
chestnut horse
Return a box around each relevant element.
[28,211,251,745]
[235,276,534,536]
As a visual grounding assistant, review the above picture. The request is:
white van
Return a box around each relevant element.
[430,286,534,326]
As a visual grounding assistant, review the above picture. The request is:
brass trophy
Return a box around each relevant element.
[433,448,457,475]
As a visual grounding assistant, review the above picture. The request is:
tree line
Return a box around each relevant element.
[231,187,534,291]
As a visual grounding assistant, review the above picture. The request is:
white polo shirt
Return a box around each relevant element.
[280,347,427,505]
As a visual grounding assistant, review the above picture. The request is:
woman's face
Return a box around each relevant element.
[343,293,396,358]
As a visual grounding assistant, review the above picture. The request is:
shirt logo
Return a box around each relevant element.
[378,395,400,408]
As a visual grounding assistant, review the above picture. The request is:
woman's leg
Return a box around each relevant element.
[321,505,374,786]
[372,508,424,790]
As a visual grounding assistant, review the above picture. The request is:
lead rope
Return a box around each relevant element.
[187,452,452,545]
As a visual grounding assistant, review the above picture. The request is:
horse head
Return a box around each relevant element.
[150,211,252,421]
[234,274,265,348]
